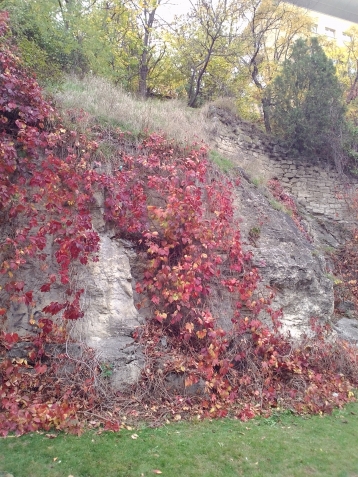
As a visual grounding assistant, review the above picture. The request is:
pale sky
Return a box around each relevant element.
[159,0,192,22]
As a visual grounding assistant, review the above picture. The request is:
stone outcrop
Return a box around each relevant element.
[233,177,333,335]
[72,234,144,390]
[3,250,66,337]
[2,229,143,390]
[208,106,357,337]
[3,106,358,392]
[209,107,357,228]
[334,318,358,344]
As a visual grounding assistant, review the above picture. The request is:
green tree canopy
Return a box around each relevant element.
[1,0,97,84]
[270,37,346,164]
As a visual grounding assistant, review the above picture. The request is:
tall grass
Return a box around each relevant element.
[54,76,211,146]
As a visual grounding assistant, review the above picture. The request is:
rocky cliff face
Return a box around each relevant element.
[208,106,357,339]
[233,176,333,335]
[3,107,357,389]
[209,107,356,232]
[2,194,144,391]
[2,232,144,391]
[72,234,144,390]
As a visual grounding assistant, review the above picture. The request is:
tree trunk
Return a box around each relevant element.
[138,5,157,98]
[188,81,200,108]
[346,61,358,104]
[139,49,148,98]
[251,60,272,133]
[188,42,215,108]
[262,96,272,134]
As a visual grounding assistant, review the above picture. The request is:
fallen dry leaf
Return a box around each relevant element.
[45,434,57,439]
[131,433,139,439]
[152,471,162,474]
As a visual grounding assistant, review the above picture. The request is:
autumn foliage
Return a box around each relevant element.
[0,13,358,436]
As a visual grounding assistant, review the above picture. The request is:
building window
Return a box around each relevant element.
[312,24,318,34]
[325,27,335,38]
[343,32,352,40]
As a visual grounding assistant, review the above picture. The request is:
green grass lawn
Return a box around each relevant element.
[1,403,358,477]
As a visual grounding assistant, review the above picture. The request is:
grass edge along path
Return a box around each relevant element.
[1,402,358,477]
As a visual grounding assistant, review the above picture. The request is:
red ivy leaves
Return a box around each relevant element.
[0,13,99,318]
[0,12,357,435]
[0,317,84,437]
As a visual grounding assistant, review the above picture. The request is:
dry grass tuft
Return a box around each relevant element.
[206,96,239,117]
[54,76,211,146]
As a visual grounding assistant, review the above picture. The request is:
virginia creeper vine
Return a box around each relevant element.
[1,13,358,435]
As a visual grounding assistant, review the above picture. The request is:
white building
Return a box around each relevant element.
[286,0,358,45]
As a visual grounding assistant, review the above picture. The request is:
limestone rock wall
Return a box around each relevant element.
[2,239,67,336]
[208,107,358,335]
[3,107,358,391]
[210,108,356,225]
[2,228,143,390]
[72,234,144,390]
[232,176,334,335]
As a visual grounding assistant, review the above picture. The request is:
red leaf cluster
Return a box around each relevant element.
[0,322,84,436]
[0,13,100,319]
